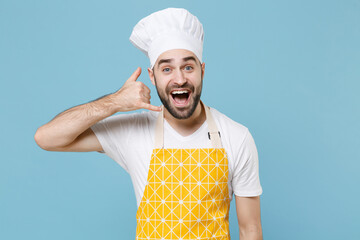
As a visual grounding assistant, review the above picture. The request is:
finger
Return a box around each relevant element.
[143,85,151,94]
[141,93,151,102]
[141,103,162,112]
[141,88,151,97]
[126,67,142,82]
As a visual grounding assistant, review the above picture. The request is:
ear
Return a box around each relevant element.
[148,67,155,86]
[201,62,205,80]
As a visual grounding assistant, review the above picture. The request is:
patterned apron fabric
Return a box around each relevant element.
[136,103,230,240]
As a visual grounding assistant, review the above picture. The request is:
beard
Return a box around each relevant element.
[154,76,203,119]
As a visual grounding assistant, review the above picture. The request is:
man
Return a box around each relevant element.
[35,8,263,240]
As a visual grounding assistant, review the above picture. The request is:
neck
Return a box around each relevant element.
[164,101,206,137]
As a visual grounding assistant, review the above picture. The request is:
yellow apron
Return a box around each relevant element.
[136,102,230,240]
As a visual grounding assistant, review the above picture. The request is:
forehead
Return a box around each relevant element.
[155,49,198,66]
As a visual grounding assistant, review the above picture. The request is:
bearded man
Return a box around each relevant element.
[35,8,263,240]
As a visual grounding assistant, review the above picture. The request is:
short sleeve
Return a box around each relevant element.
[231,129,263,197]
[90,114,130,172]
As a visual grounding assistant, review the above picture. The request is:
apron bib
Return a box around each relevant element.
[136,102,231,240]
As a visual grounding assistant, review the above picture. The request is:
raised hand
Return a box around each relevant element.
[112,67,162,112]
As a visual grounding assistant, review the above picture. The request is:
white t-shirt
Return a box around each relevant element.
[91,107,263,207]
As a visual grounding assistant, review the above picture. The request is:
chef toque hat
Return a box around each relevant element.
[129,8,204,69]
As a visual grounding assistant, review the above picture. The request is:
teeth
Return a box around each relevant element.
[172,90,189,95]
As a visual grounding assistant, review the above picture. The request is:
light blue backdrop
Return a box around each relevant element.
[1,0,359,239]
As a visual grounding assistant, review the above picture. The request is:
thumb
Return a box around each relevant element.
[126,67,142,82]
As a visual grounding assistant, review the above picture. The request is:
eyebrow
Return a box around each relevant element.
[182,56,197,63]
[157,56,198,69]
[157,58,173,68]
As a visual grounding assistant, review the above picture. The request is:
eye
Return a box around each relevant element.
[162,67,171,72]
[185,65,193,71]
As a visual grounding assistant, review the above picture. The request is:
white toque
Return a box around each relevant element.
[129,8,204,68]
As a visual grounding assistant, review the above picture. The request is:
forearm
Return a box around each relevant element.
[35,94,118,149]
[35,68,160,150]
[239,225,263,240]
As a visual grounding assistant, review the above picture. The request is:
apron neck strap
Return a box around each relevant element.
[154,101,222,149]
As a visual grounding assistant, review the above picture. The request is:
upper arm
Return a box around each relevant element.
[43,128,104,152]
[235,195,262,231]
[231,129,263,197]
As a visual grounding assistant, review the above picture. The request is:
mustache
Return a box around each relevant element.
[166,82,195,93]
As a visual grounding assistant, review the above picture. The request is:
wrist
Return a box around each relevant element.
[92,93,119,116]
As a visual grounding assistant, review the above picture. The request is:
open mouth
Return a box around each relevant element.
[170,89,191,106]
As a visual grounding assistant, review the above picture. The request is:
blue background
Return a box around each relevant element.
[1,0,359,239]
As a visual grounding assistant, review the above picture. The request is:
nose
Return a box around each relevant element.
[173,69,187,86]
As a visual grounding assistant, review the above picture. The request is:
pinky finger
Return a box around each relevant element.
[142,103,162,112]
